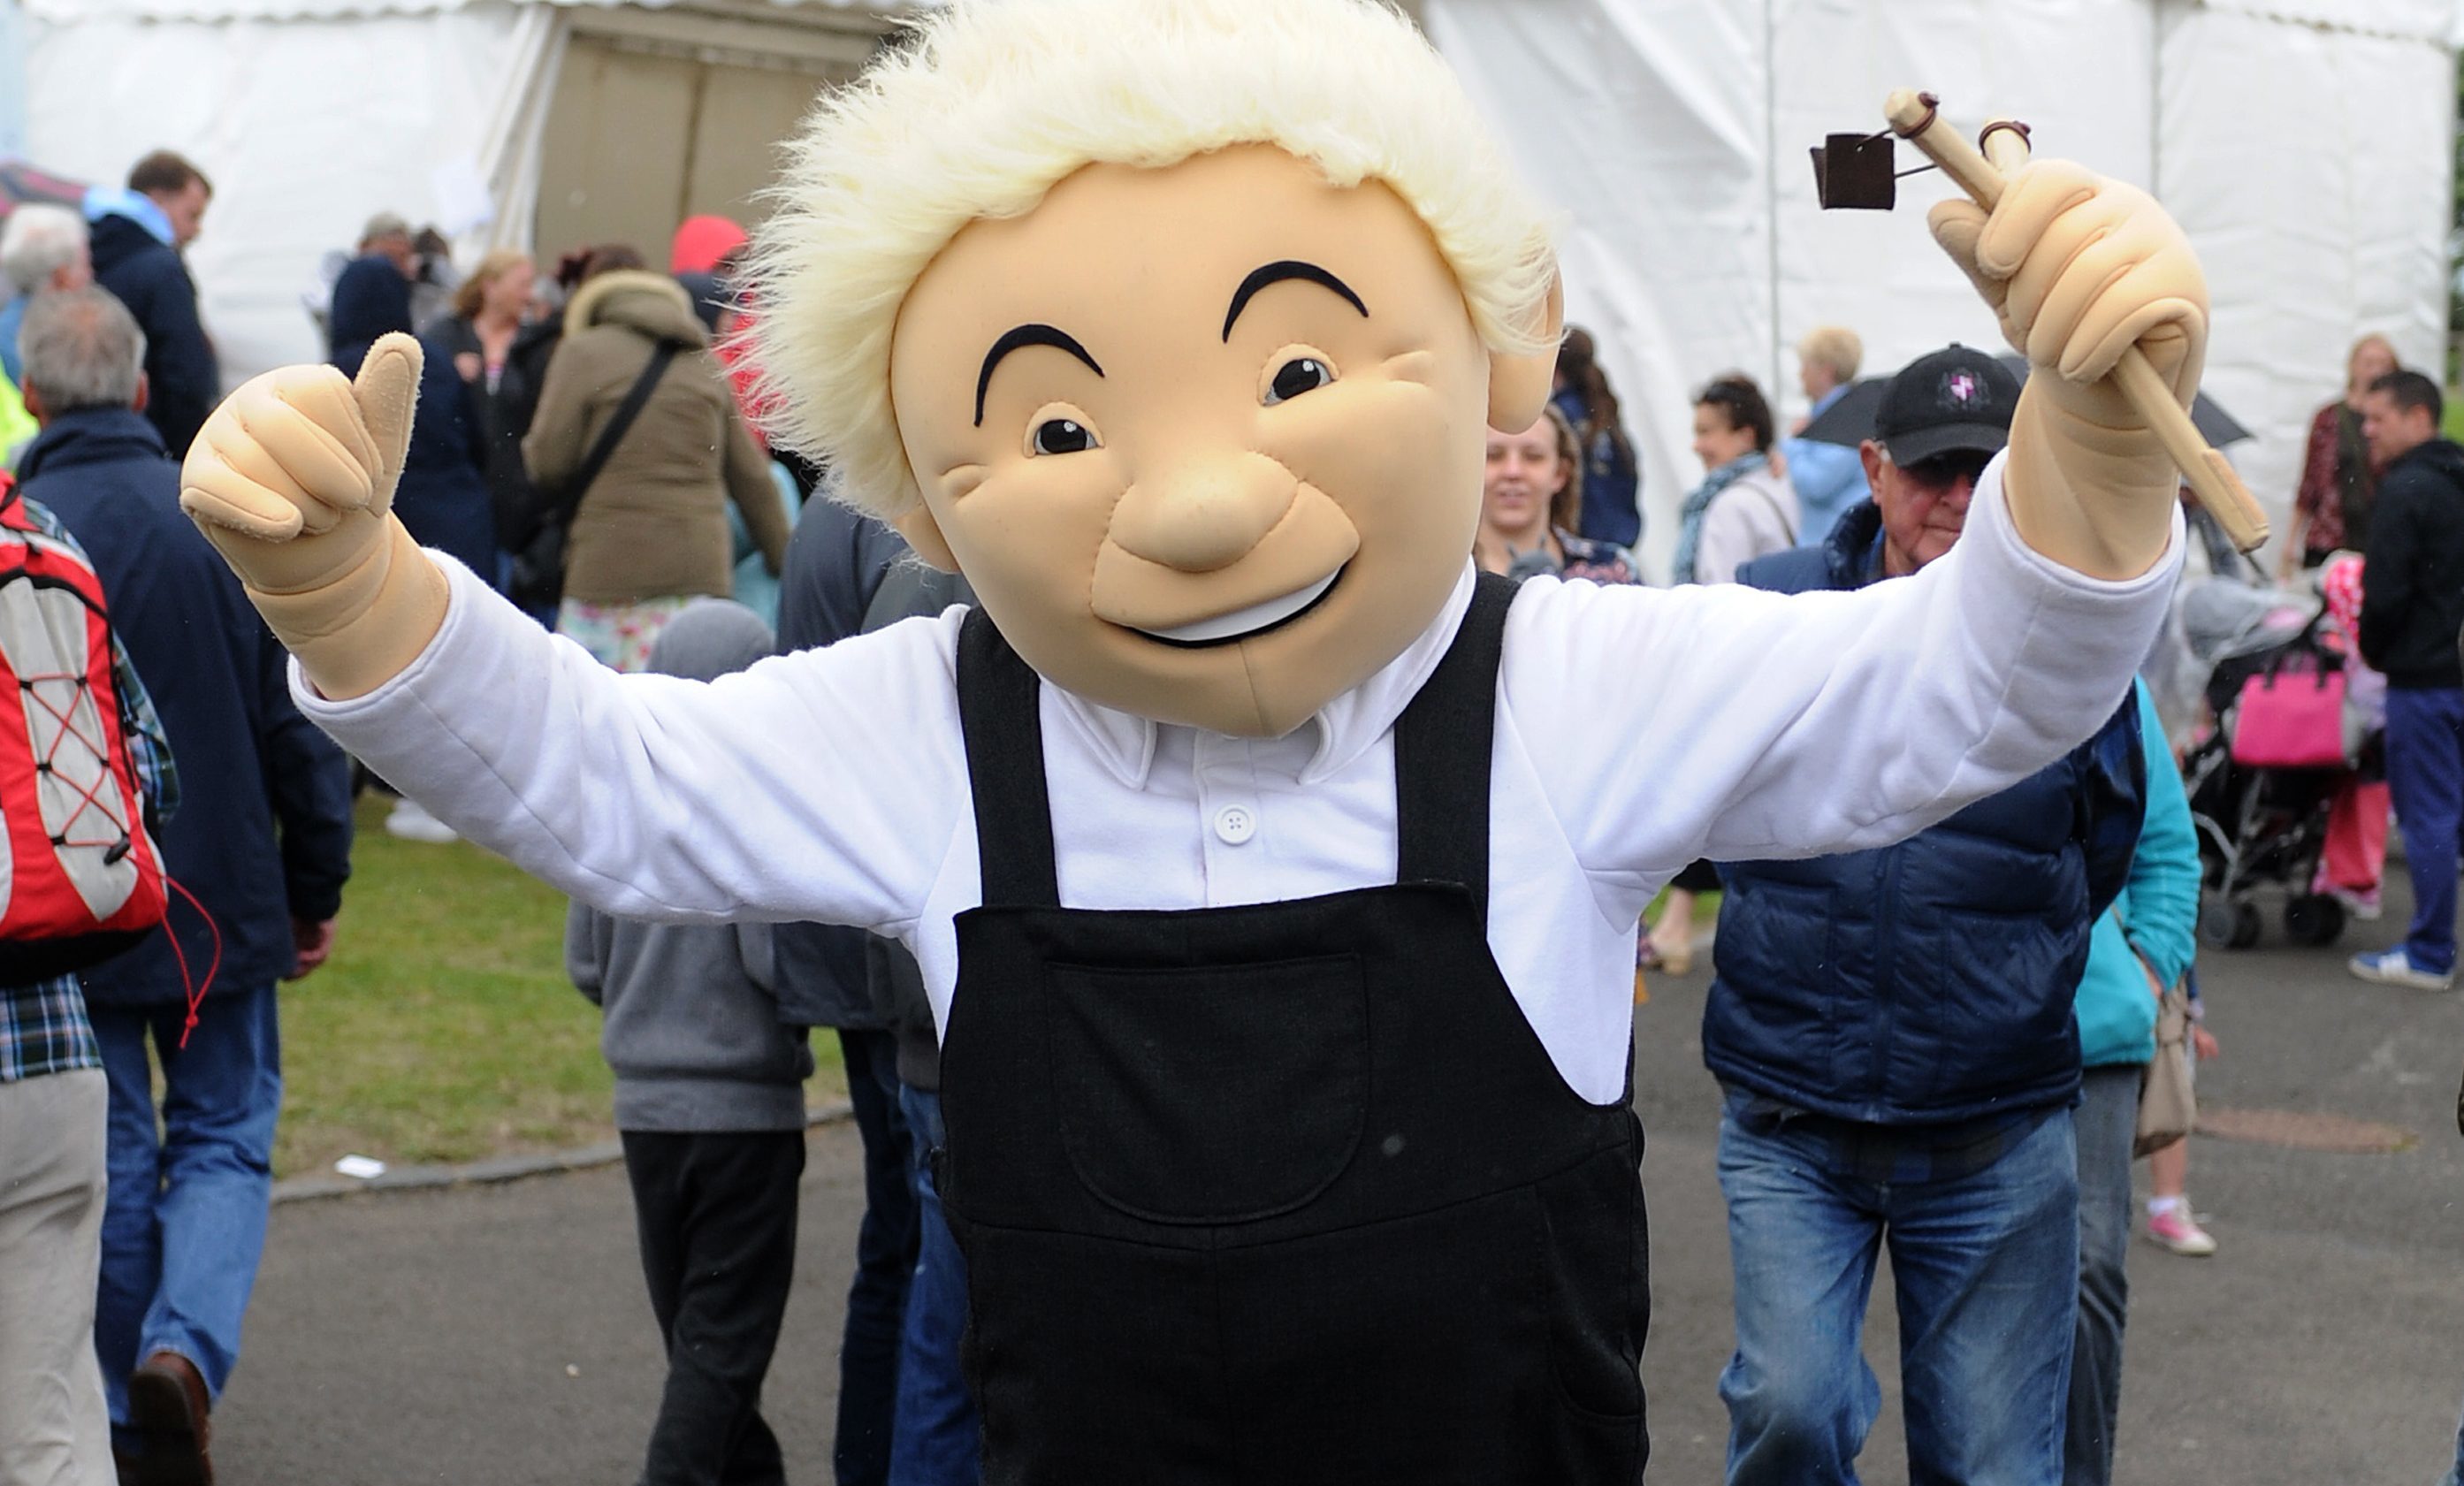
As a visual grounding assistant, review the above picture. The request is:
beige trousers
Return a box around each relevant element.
[0,1068,111,1486]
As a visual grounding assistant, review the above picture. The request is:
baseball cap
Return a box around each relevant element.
[360,210,411,244]
[1873,344,2020,466]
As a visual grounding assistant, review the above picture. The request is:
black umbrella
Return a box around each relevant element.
[1794,377,1892,447]
[1795,356,2253,450]
[1991,353,2250,447]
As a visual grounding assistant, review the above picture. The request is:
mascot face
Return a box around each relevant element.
[889,146,1554,738]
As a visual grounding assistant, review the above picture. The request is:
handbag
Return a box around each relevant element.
[2134,980,2197,1157]
[509,339,680,611]
[2227,653,2350,769]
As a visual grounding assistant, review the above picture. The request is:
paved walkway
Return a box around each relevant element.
[215,886,2464,1483]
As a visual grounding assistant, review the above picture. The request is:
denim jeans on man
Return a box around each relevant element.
[1716,1094,2079,1486]
[2384,687,2464,975]
[892,1083,982,1486]
[91,982,280,1423]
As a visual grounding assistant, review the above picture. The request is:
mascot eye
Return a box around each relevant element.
[1030,418,1098,455]
[1264,356,1335,406]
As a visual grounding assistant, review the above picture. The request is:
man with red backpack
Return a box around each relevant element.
[17,286,355,1486]
[0,469,178,1482]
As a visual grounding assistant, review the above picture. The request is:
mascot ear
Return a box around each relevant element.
[1486,271,1566,433]
[893,502,963,574]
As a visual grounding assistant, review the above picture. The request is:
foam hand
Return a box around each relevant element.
[1928,162,2204,579]
[180,331,449,698]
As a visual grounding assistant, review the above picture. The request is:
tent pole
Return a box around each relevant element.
[1763,0,1783,408]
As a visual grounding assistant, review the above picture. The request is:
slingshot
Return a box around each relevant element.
[1814,91,2272,554]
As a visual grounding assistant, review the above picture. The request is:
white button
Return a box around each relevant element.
[1212,804,1258,845]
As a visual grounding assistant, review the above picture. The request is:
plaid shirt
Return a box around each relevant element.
[0,494,179,1082]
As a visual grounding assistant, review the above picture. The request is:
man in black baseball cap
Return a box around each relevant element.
[1705,339,2147,1486]
[1861,343,2022,576]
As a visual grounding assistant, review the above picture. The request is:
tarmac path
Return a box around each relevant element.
[217,882,2464,1483]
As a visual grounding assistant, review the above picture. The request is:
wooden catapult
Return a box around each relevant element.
[1813,90,2271,554]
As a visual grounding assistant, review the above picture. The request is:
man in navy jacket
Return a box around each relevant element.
[2351,369,2464,990]
[1702,347,2146,1486]
[87,149,219,459]
[17,287,353,1485]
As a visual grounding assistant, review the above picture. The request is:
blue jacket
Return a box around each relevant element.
[1700,500,2147,1124]
[1777,387,1869,549]
[1552,388,1642,548]
[19,408,354,1004]
[87,211,218,459]
[327,256,500,582]
[2074,682,2201,1068]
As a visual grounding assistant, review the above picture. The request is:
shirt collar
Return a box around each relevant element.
[1046,563,1480,789]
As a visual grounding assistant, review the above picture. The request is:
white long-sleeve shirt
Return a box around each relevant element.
[297,460,2180,1103]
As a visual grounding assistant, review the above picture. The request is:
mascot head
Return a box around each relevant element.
[751,0,1561,736]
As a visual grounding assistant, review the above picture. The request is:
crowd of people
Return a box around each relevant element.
[0,119,2460,1486]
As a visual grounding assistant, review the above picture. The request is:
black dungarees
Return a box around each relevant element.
[939,575,1649,1485]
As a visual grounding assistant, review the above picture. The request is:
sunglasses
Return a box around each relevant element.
[1898,450,1995,491]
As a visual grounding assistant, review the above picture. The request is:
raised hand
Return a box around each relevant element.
[180,332,449,697]
[1926,162,2208,578]
[1928,162,2205,430]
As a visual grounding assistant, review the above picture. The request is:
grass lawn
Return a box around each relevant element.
[274,796,844,1178]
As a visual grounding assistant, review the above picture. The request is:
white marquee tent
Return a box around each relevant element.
[1426,0,2464,574]
[4,0,2457,571]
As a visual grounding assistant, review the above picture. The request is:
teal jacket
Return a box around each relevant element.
[2075,681,2201,1068]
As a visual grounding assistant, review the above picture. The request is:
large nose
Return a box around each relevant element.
[1108,453,1298,574]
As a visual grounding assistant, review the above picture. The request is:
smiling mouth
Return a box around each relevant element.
[1133,568,1345,649]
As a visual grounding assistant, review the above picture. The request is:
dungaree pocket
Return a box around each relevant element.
[1044,954,1369,1224]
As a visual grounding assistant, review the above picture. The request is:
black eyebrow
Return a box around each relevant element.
[975,324,1104,427]
[1221,260,1369,342]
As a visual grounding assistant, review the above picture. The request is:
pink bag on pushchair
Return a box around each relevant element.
[2229,663,2349,768]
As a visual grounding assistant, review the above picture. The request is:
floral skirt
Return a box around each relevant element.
[556,595,699,674]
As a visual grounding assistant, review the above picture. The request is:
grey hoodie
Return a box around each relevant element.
[566,599,814,1132]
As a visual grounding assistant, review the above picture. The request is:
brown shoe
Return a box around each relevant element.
[125,1351,213,1486]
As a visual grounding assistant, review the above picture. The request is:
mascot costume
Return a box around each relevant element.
[177,2,2200,1480]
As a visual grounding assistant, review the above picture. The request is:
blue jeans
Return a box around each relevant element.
[837,1029,917,1486]
[891,1084,981,1486]
[90,982,280,1421]
[2439,1390,2464,1486]
[1716,1097,2079,1486]
[2385,687,2464,974]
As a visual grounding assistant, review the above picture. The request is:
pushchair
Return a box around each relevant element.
[2170,579,2376,949]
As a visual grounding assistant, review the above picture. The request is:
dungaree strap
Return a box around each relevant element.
[1392,573,1517,922]
[956,607,1062,909]
[955,575,1516,914]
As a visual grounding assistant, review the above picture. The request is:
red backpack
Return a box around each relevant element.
[0,474,169,984]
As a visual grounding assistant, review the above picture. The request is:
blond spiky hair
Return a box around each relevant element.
[745,0,1557,521]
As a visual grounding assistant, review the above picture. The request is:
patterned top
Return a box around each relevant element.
[2293,400,2376,557]
[0,494,179,1082]
[1499,530,1642,587]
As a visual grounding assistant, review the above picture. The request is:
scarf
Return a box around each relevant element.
[1671,450,1767,585]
